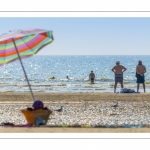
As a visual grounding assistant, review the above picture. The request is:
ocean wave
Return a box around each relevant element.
[45,88,53,90]
[107,83,114,87]
[32,90,44,92]
[12,77,141,83]
[2,82,150,89]
[0,90,14,92]
[18,78,35,81]
[79,89,93,90]
[14,89,44,92]
[83,78,89,81]
[2,83,67,87]
[97,78,110,81]
[0,77,13,80]
[0,82,5,84]
[95,88,106,90]
[60,79,70,81]
[84,86,95,88]
[75,84,82,86]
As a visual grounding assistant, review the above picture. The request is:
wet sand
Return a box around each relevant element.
[0,92,148,103]
[0,92,150,132]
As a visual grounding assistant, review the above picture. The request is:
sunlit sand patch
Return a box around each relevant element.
[32,90,44,92]
[0,82,5,84]
[95,88,106,90]
[84,86,94,88]
[108,83,114,87]
[99,78,108,81]
[56,84,66,86]
[75,85,81,86]
[0,90,14,92]
[45,88,53,90]
[123,82,130,84]
[80,88,93,90]
[145,82,150,84]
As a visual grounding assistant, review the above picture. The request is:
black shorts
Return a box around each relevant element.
[115,74,123,83]
[136,74,145,83]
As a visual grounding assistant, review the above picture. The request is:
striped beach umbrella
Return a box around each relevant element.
[0,29,54,101]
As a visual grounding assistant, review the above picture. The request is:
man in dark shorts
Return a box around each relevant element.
[112,61,127,93]
[136,60,146,93]
[89,71,95,84]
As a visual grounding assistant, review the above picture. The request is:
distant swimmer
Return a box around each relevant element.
[66,76,69,79]
[89,71,95,84]
[49,76,55,79]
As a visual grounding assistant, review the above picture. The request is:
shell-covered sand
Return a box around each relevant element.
[1,92,150,132]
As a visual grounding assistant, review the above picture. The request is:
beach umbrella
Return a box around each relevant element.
[0,29,54,101]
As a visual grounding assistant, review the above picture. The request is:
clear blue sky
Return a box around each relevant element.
[0,17,150,55]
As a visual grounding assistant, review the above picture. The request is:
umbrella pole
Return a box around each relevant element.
[12,38,35,101]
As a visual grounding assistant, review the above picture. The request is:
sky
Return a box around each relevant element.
[0,17,150,55]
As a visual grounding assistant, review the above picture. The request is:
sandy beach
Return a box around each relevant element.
[1,92,150,132]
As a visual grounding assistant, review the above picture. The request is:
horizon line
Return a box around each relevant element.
[1,11,150,12]
[36,54,150,56]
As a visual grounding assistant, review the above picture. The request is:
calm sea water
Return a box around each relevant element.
[0,55,150,92]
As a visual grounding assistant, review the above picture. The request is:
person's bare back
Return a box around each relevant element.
[89,72,95,78]
[136,65,146,76]
[112,65,126,74]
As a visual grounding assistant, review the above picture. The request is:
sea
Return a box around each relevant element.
[0,55,150,93]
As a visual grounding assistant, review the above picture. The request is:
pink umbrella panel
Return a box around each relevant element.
[0,29,53,65]
[0,29,54,101]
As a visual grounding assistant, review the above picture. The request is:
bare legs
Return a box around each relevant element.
[143,83,146,92]
[137,83,139,92]
[137,83,146,93]
[114,83,117,93]
[120,82,123,88]
[114,82,123,93]
[90,80,94,84]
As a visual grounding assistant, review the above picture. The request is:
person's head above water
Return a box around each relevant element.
[91,71,93,73]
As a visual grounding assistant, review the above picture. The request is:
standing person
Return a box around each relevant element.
[112,61,127,93]
[89,71,95,84]
[136,60,146,93]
